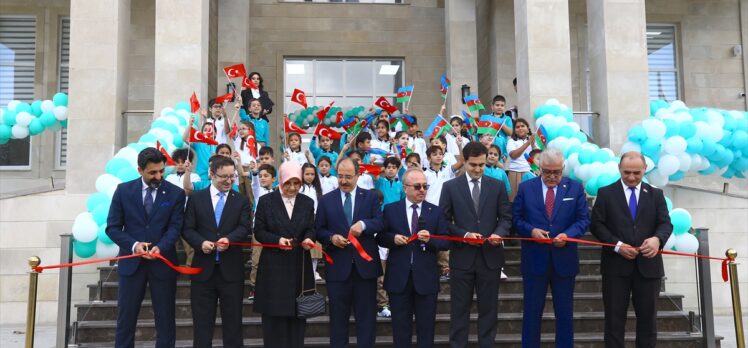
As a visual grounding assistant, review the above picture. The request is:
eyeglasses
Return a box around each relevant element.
[211,104,222,109]
[338,175,356,180]
[214,173,238,181]
[541,169,563,177]
[405,183,430,191]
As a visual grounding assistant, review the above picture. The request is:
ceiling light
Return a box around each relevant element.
[379,65,400,75]
[287,64,305,75]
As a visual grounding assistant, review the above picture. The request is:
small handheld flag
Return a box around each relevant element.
[314,124,342,140]
[535,125,548,150]
[439,74,450,100]
[396,85,414,103]
[359,163,382,176]
[464,95,485,112]
[374,96,399,114]
[214,92,234,104]
[189,128,219,145]
[316,101,335,121]
[525,153,540,173]
[291,88,308,109]
[367,148,394,157]
[424,116,452,139]
[242,75,258,90]
[189,92,200,113]
[223,63,246,79]
[246,128,258,158]
[284,116,307,134]
[156,141,175,166]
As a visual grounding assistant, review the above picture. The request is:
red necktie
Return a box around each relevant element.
[545,187,555,219]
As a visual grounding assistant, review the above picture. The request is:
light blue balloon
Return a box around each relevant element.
[28,118,44,135]
[691,108,708,122]
[92,203,110,226]
[0,124,12,140]
[627,126,647,144]
[30,100,43,116]
[721,168,735,179]
[714,148,735,168]
[650,100,667,116]
[52,93,68,107]
[559,108,574,122]
[719,130,733,147]
[105,158,132,176]
[73,240,97,258]
[641,138,662,159]
[40,111,57,127]
[97,224,113,244]
[701,139,717,157]
[578,149,595,165]
[597,172,620,188]
[3,110,17,126]
[698,164,718,175]
[61,119,68,128]
[670,209,692,235]
[686,137,703,154]
[678,121,696,138]
[86,192,111,212]
[565,144,582,158]
[665,196,673,212]
[669,171,685,181]
[116,166,140,182]
[127,142,148,152]
[15,102,31,114]
[139,133,157,144]
[733,156,748,172]
[592,149,611,163]
[585,177,600,196]
[173,136,184,148]
[663,119,680,138]
[731,130,748,150]
[174,101,190,112]
[708,144,727,162]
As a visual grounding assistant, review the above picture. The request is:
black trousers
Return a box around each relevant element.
[327,266,378,348]
[190,268,244,348]
[602,266,661,348]
[449,253,501,348]
[388,271,438,348]
[115,264,176,348]
[261,314,306,347]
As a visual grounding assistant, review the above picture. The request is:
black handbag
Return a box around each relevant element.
[296,249,326,318]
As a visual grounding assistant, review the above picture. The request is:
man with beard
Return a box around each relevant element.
[106,147,186,348]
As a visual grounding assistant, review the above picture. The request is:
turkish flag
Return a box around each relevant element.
[228,123,239,139]
[335,111,344,124]
[314,124,342,140]
[284,116,307,134]
[214,92,234,104]
[245,128,258,158]
[374,96,398,114]
[316,101,335,121]
[242,75,259,90]
[223,63,246,79]
[291,88,308,109]
[359,163,382,176]
[156,141,175,165]
[189,92,200,113]
[189,127,219,145]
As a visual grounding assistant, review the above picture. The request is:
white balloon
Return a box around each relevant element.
[41,100,55,113]
[567,152,580,169]
[643,119,667,140]
[698,157,711,171]
[664,235,677,251]
[568,122,581,133]
[95,174,122,194]
[160,107,175,117]
[694,121,710,139]
[705,110,725,128]
[644,156,655,173]
[689,154,703,172]
[7,100,20,112]
[536,115,553,128]
[53,106,68,121]
[72,212,98,243]
[105,184,118,198]
[15,111,33,127]
[11,125,29,139]
[545,98,560,106]
[115,147,139,163]
[603,161,619,175]
[96,240,120,258]
[664,136,687,155]
[647,168,669,187]
[149,128,174,145]
[655,108,671,119]
[673,233,699,253]
[575,164,592,182]
[621,141,642,154]
[705,125,723,142]
[657,155,680,176]
[670,100,687,110]
[677,153,692,172]
[602,148,615,158]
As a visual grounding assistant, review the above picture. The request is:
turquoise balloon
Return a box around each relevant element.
[30,100,43,116]
[708,144,727,162]
[691,108,708,122]
[669,171,685,181]
[92,202,110,226]
[578,149,596,165]
[153,121,178,136]
[701,139,717,157]
[52,93,68,107]
[663,119,680,137]
[698,164,718,175]
[61,119,68,128]
[28,118,44,135]
[649,100,662,116]
[73,240,97,258]
[641,138,662,159]
[40,111,57,127]
[139,133,157,144]
[174,101,190,112]
[127,142,148,152]
[0,138,7,145]
[573,131,588,143]
[678,121,696,138]
[670,209,692,235]
[592,149,610,163]
[116,166,140,182]
[565,144,582,158]
[15,102,31,114]
[719,130,733,147]
[559,108,574,122]
[733,156,748,172]
[86,192,111,212]
[585,177,600,196]
[173,136,184,148]
[731,130,748,149]
[558,125,575,138]
[3,110,17,126]
[105,158,132,175]
[665,196,673,212]
[686,137,703,154]
[0,124,11,140]
[597,172,620,188]
[97,224,113,244]
[627,125,647,144]
[721,168,735,179]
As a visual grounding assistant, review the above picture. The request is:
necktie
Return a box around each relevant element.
[545,187,555,219]
[471,179,480,214]
[411,203,419,264]
[144,187,154,218]
[215,192,225,262]
[629,187,637,220]
[344,192,353,226]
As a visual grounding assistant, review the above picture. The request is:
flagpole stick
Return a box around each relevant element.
[406,85,414,112]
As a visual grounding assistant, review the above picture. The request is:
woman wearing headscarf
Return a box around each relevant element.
[253,160,316,347]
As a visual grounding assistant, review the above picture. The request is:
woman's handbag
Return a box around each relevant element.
[296,249,326,318]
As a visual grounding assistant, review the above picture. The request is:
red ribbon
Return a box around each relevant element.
[347,233,373,262]
[217,241,334,265]
[34,252,203,275]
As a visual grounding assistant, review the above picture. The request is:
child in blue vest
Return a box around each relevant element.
[309,134,339,175]
[375,156,404,207]
[484,144,511,195]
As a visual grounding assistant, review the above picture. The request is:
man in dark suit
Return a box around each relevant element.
[182,155,251,348]
[591,151,673,348]
[512,148,590,348]
[377,168,450,348]
[439,141,512,348]
[316,157,384,348]
[106,148,186,348]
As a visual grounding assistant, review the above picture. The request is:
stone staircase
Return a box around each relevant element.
[69,238,720,347]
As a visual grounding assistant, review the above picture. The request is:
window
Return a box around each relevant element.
[56,17,70,169]
[0,16,36,169]
[283,58,404,113]
[647,24,679,101]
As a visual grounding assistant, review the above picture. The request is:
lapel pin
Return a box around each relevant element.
[162,191,166,195]
[643,188,648,193]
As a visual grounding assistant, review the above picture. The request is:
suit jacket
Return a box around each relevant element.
[513,177,590,277]
[316,187,384,281]
[106,178,186,278]
[591,181,673,278]
[182,187,251,282]
[377,199,450,295]
[439,174,512,270]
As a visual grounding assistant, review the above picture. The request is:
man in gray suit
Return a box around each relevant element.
[439,141,512,348]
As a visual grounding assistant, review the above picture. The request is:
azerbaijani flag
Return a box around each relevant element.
[339,117,358,133]
[464,95,485,112]
[390,114,414,131]
[476,115,503,136]
[525,153,540,173]
[346,119,368,137]
[424,116,452,139]
[439,74,450,100]
[395,144,409,159]
[396,85,414,103]
[536,124,548,150]
[368,148,394,157]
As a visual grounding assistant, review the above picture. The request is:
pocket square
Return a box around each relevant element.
[160,201,172,208]
[562,198,574,201]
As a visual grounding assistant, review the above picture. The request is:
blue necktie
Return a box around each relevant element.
[344,192,353,226]
[628,187,637,220]
[215,191,225,262]
[144,187,154,218]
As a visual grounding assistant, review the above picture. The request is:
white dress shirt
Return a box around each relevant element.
[541,180,558,202]
[320,174,338,195]
[133,179,160,252]
[615,179,642,253]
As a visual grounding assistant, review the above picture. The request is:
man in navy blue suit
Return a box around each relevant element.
[106,147,186,348]
[377,168,450,348]
[512,148,590,348]
[316,157,384,348]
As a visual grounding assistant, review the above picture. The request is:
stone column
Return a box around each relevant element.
[445,0,479,116]
[65,0,131,194]
[513,0,574,123]
[489,0,517,103]
[217,0,250,97]
[153,0,210,115]
[587,0,649,150]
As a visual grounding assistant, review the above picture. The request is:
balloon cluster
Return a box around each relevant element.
[287,106,367,128]
[531,99,734,254]
[71,101,192,258]
[0,93,69,144]
[621,100,748,186]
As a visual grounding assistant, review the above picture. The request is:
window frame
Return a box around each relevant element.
[646,23,682,102]
[55,16,70,170]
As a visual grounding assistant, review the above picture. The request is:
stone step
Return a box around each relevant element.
[87,275,606,301]
[73,311,693,344]
[75,332,719,348]
[74,292,684,321]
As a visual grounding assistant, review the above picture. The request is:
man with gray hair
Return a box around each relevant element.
[512,147,590,347]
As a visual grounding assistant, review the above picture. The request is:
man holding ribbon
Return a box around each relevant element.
[316,157,384,348]
[591,151,673,347]
[106,147,186,348]
[512,148,590,347]
[182,155,251,348]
